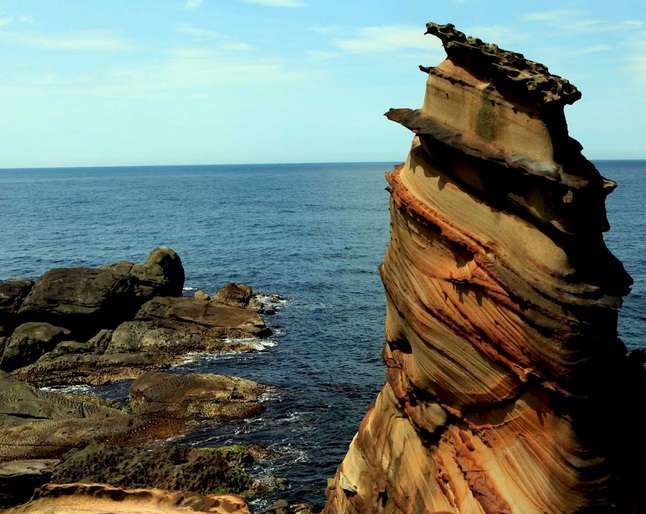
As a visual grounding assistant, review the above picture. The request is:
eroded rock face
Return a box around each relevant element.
[4,483,250,514]
[324,23,646,514]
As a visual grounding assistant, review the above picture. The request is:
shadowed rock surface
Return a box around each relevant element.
[0,280,33,337]
[324,22,646,514]
[1,323,70,371]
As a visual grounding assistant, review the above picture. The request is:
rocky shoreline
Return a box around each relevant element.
[0,248,312,513]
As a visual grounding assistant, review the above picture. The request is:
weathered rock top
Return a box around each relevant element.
[424,22,581,107]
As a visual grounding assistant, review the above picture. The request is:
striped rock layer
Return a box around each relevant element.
[324,23,646,514]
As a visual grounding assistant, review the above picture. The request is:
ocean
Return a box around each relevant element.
[0,160,644,507]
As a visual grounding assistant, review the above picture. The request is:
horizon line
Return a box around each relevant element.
[2,158,646,172]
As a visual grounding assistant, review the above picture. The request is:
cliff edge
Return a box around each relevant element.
[324,22,646,514]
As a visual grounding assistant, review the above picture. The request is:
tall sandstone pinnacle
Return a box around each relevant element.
[324,23,646,514]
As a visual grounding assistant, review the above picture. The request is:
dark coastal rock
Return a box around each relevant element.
[18,247,185,334]
[4,483,251,513]
[129,371,267,421]
[0,372,134,462]
[18,268,137,332]
[0,459,59,508]
[50,443,259,496]
[12,350,161,386]
[212,283,253,308]
[260,500,316,514]
[0,370,112,422]
[13,306,271,387]
[136,296,271,337]
[423,22,581,107]
[1,322,71,371]
[104,246,185,299]
[0,280,34,337]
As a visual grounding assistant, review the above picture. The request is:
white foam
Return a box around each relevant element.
[223,336,278,351]
[252,293,288,312]
[40,384,95,395]
[176,338,277,366]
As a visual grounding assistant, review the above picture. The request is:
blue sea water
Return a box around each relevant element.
[0,161,644,507]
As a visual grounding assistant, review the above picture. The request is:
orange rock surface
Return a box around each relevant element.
[5,483,250,514]
[324,23,646,514]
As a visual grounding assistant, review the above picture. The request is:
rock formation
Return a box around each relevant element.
[0,249,286,512]
[325,23,646,514]
[0,248,273,385]
[4,483,251,514]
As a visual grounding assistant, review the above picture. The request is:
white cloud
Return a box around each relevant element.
[464,25,526,45]
[522,9,643,34]
[0,29,130,51]
[334,25,443,54]
[522,9,581,23]
[626,33,646,84]
[570,44,613,56]
[0,13,34,27]
[306,50,338,60]
[308,26,340,35]
[176,25,254,51]
[239,0,305,7]
[1,47,303,98]
[219,41,254,51]
[185,0,203,9]
[177,24,226,39]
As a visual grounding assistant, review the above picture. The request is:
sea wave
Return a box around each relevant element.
[40,384,95,395]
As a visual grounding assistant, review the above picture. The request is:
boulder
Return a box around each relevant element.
[18,247,185,334]
[105,246,185,299]
[18,268,137,332]
[129,371,267,421]
[0,280,33,337]
[212,283,252,308]
[1,322,70,371]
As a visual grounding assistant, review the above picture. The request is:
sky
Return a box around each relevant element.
[0,0,644,168]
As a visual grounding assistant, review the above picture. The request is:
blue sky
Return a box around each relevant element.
[0,0,644,167]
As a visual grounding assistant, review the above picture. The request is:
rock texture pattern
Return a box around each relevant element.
[324,23,646,514]
[5,483,250,514]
